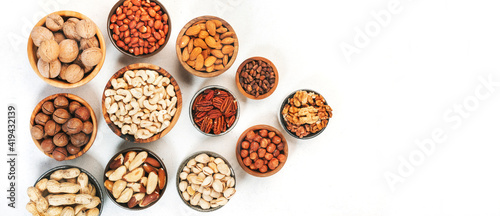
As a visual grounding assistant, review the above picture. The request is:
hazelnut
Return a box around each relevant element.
[277,143,284,151]
[277,154,286,163]
[53,32,66,44]
[240,150,249,158]
[63,19,81,41]
[44,120,61,136]
[31,125,45,140]
[268,131,275,139]
[81,47,102,67]
[68,101,82,114]
[41,139,56,153]
[30,26,54,46]
[53,132,69,147]
[75,106,90,121]
[41,101,55,115]
[76,19,96,39]
[52,147,68,161]
[70,132,88,147]
[250,142,259,152]
[268,158,279,170]
[264,153,273,161]
[38,39,60,62]
[254,159,264,169]
[260,138,269,148]
[82,121,93,134]
[257,148,266,158]
[65,118,83,134]
[249,152,258,160]
[241,141,249,149]
[54,96,69,109]
[273,149,280,157]
[59,64,70,80]
[245,130,256,141]
[45,13,64,31]
[266,144,276,153]
[65,64,84,83]
[53,108,70,124]
[80,36,99,50]
[243,157,252,166]
[66,144,81,155]
[259,165,268,173]
[259,129,268,138]
[58,39,79,63]
[37,58,61,78]
[35,113,50,126]
[272,136,281,144]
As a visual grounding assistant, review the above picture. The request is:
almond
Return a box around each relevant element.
[206,21,216,36]
[179,35,190,48]
[212,19,222,27]
[187,38,194,53]
[220,32,235,39]
[194,38,208,49]
[182,48,189,62]
[205,36,217,49]
[186,25,201,36]
[123,167,144,182]
[211,49,224,58]
[158,168,166,190]
[139,191,159,207]
[128,151,148,171]
[204,56,217,67]
[189,47,202,61]
[222,45,234,55]
[198,31,209,39]
[195,54,204,70]
[221,37,234,45]
[147,171,158,194]
[216,27,228,34]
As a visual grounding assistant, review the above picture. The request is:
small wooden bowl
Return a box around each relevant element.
[235,124,288,177]
[102,63,182,143]
[175,15,239,78]
[107,0,171,58]
[103,147,167,210]
[27,11,106,88]
[30,93,98,161]
[235,57,279,100]
[36,165,104,215]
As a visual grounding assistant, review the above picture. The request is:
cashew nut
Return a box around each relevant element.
[130,88,143,98]
[132,113,143,124]
[131,124,138,135]
[145,70,158,83]
[166,84,175,97]
[136,129,153,139]
[137,96,147,108]
[128,101,140,116]
[121,125,132,135]
[124,70,135,85]
[131,77,145,87]
[105,89,116,97]
[143,100,158,111]
[146,125,158,133]
[117,89,132,103]
[111,78,128,89]
[114,94,125,102]
[123,116,132,124]
[110,114,117,121]
[158,100,167,110]
[135,70,148,81]
[143,85,155,97]
[160,121,170,131]
[156,77,170,87]
[149,93,162,105]
[140,120,153,128]
[118,102,127,116]
[107,103,118,114]
[105,97,115,110]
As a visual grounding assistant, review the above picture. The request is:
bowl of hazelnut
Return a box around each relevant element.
[30,93,97,161]
[176,16,238,78]
[236,125,288,177]
[28,11,106,88]
[235,57,279,100]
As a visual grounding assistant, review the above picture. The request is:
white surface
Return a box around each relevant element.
[2,0,500,215]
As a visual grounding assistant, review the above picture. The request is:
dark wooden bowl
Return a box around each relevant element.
[235,124,288,177]
[101,63,182,143]
[235,56,279,100]
[27,10,106,88]
[103,147,167,210]
[175,15,239,78]
[30,93,98,161]
[107,0,171,58]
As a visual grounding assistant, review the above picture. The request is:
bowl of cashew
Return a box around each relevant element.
[102,63,182,143]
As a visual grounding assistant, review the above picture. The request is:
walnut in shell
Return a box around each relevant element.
[65,64,84,83]
[38,40,60,62]
[62,19,81,41]
[53,32,66,44]
[81,47,102,67]
[31,26,54,46]
[59,64,70,80]
[75,19,96,39]
[80,37,99,50]
[45,13,64,31]
[58,39,79,63]
[37,58,61,78]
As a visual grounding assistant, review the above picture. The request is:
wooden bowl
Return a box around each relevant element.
[176,151,236,212]
[175,15,239,78]
[36,165,104,215]
[235,124,288,177]
[107,0,171,58]
[27,10,106,88]
[30,93,97,161]
[103,147,167,210]
[235,56,279,100]
[102,63,182,143]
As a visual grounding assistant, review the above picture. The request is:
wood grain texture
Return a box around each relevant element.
[27,10,106,88]
[30,93,98,161]
[235,124,288,177]
[101,63,183,143]
[175,15,239,78]
[235,56,279,100]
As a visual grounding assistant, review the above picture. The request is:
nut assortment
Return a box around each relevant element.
[179,17,237,73]
[104,69,178,140]
[282,90,332,138]
[104,150,166,208]
[31,95,94,161]
[238,58,277,98]
[239,128,287,173]
[191,87,238,135]
[31,12,103,83]
[109,0,169,56]
[26,168,101,216]
[178,153,236,210]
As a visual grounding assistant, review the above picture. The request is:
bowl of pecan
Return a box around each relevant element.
[279,90,333,139]
[235,57,278,100]
[189,85,239,136]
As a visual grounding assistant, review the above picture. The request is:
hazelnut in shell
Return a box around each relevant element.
[41,101,55,115]
[30,26,54,46]
[81,47,102,67]
[38,39,60,62]
[75,107,90,121]
[52,147,68,161]
[58,39,79,63]
[75,19,96,39]
[31,125,45,140]
[41,139,56,153]
[65,118,83,134]
[44,120,61,136]
[37,58,61,79]
[53,132,69,147]
[53,32,66,44]
[70,132,88,147]
[82,121,93,134]
[65,64,84,83]
[62,19,81,41]
[54,96,69,109]
[45,13,64,31]
[69,101,82,114]
[53,108,70,124]
[80,36,99,50]
[35,113,50,126]
[66,144,81,155]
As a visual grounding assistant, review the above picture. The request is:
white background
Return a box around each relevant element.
[1,0,500,215]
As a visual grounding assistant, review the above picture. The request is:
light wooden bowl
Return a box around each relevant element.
[175,15,239,78]
[235,56,279,100]
[30,93,98,161]
[236,124,288,177]
[102,63,182,143]
[27,10,106,88]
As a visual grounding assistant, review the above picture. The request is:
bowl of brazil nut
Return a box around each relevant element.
[176,151,236,212]
[176,15,238,78]
[236,125,288,177]
[26,165,104,216]
[279,89,333,139]
[28,11,105,88]
[235,57,279,100]
[30,93,97,161]
[107,0,171,57]
[103,147,167,210]
[102,63,182,143]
